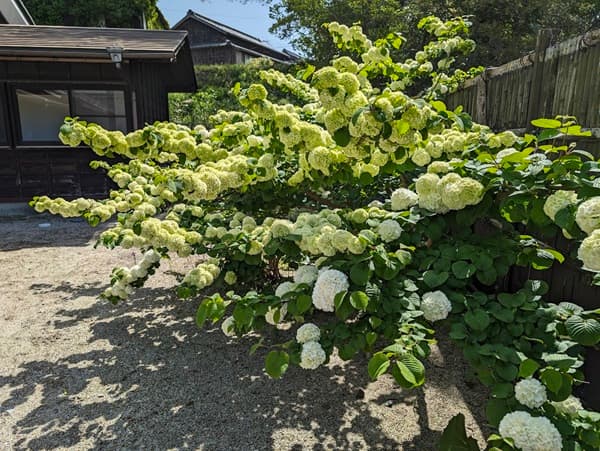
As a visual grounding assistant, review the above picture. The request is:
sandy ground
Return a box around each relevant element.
[0,214,489,450]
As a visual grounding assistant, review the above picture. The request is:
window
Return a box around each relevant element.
[15,88,127,144]
[16,89,69,142]
[72,90,127,132]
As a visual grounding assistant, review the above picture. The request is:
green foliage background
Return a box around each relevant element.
[23,0,168,29]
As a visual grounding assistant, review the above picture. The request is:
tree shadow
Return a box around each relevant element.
[1,282,488,450]
[0,216,105,251]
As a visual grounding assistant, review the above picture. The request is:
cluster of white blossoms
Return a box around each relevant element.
[575,197,600,235]
[551,395,583,417]
[543,191,578,221]
[259,69,319,102]
[420,291,452,322]
[103,249,161,300]
[515,378,548,409]
[377,219,403,242]
[391,188,419,211]
[498,411,563,451]
[415,172,484,213]
[312,269,349,312]
[294,265,319,285]
[578,229,600,271]
[296,323,326,370]
[183,258,221,290]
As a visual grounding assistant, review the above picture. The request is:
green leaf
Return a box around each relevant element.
[196,295,225,328]
[486,398,511,427]
[491,383,514,399]
[439,414,481,451]
[451,261,476,279]
[495,363,518,381]
[541,368,563,394]
[296,294,313,314]
[350,291,369,310]
[531,118,562,129]
[423,270,449,288]
[265,350,289,379]
[518,359,540,378]
[565,315,600,346]
[333,126,351,147]
[368,352,390,380]
[449,323,468,340]
[464,309,491,331]
[233,304,254,326]
[491,308,514,323]
[350,261,371,285]
[393,353,426,388]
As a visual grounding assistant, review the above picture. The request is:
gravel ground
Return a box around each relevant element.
[0,214,489,450]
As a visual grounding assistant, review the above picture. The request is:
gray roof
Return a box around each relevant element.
[0,0,34,24]
[0,25,189,60]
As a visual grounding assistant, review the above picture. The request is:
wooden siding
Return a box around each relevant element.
[446,29,600,131]
[0,59,180,202]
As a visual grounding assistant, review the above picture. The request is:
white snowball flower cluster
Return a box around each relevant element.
[300,342,327,369]
[296,323,321,343]
[294,265,319,285]
[420,291,452,322]
[543,191,578,221]
[391,188,419,211]
[575,197,600,234]
[221,316,236,337]
[183,258,221,289]
[312,269,349,312]
[515,378,548,409]
[103,249,161,300]
[577,229,600,271]
[498,411,563,451]
[377,219,402,242]
[551,396,583,417]
[265,303,288,325]
[415,173,484,213]
[275,281,297,298]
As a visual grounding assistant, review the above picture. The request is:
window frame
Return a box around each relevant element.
[9,82,132,148]
[0,83,11,149]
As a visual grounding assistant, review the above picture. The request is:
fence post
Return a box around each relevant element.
[475,73,487,124]
[526,29,556,130]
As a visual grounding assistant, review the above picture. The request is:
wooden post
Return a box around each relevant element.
[475,73,487,124]
[526,29,556,130]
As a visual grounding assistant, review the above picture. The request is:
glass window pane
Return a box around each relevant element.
[72,90,125,116]
[16,89,69,142]
[79,116,127,132]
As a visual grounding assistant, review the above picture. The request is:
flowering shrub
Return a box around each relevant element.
[32,16,600,451]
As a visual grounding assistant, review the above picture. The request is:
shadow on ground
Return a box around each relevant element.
[0,282,487,450]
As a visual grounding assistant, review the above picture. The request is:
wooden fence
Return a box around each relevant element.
[447,29,600,409]
[446,28,600,134]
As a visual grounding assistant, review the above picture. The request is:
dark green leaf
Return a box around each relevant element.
[265,351,289,379]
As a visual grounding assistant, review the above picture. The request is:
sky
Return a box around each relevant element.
[157,0,291,51]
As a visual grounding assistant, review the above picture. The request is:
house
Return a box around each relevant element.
[0,25,196,202]
[173,10,298,65]
[0,0,34,25]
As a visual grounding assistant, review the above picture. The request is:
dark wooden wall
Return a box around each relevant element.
[0,59,175,202]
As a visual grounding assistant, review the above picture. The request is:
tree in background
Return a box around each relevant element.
[23,0,168,29]
[259,0,599,67]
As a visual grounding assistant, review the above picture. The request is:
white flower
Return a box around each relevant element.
[575,197,600,234]
[378,219,402,242]
[499,411,562,451]
[296,323,321,343]
[221,316,236,337]
[543,191,577,221]
[515,378,547,408]
[421,291,452,322]
[275,281,297,298]
[551,396,583,417]
[312,269,349,312]
[391,188,418,211]
[294,265,319,285]
[300,341,327,369]
[265,303,288,325]
[578,229,600,271]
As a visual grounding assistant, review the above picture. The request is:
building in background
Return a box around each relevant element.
[173,10,298,65]
[0,26,196,201]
